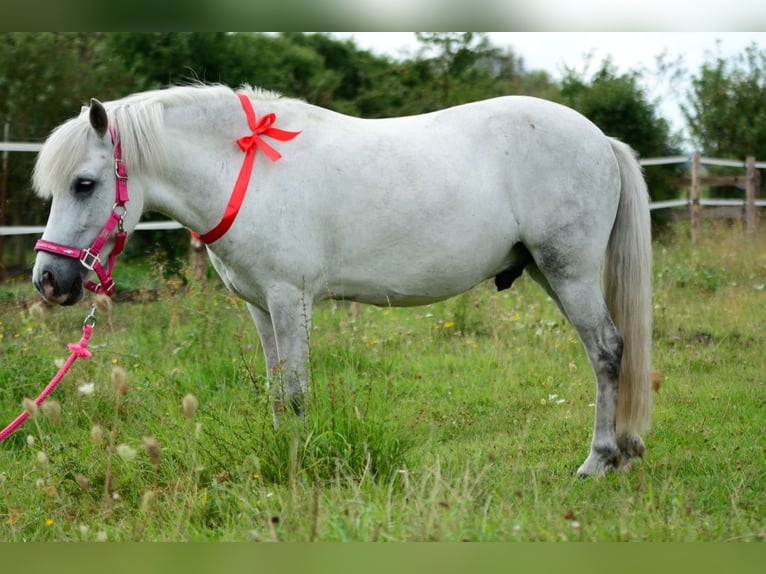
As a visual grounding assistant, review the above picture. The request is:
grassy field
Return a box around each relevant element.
[0,222,764,541]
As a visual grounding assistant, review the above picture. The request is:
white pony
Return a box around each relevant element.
[31,85,652,476]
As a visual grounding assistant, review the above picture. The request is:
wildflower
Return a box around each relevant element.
[41,399,62,425]
[90,425,104,445]
[22,398,38,417]
[181,393,199,419]
[26,435,35,448]
[443,321,455,329]
[37,451,49,466]
[142,437,161,466]
[44,518,54,527]
[111,366,129,395]
[116,444,137,461]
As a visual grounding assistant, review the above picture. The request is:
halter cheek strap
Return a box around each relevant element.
[34,125,129,298]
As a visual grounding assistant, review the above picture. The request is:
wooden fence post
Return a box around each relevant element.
[690,152,700,243]
[0,119,9,282]
[190,233,208,284]
[745,155,759,234]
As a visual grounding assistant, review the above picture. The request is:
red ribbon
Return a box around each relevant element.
[193,93,300,244]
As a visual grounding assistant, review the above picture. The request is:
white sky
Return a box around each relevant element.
[330,32,766,146]
[333,32,764,79]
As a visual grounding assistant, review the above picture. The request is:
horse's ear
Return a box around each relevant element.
[89,98,108,139]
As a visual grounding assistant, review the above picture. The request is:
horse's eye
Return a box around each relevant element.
[73,178,96,195]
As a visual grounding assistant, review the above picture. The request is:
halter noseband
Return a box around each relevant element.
[35,124,129,298]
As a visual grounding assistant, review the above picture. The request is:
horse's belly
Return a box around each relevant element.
[336,290,454,307]
[326,237,514,307]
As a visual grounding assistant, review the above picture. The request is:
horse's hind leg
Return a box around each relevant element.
[526,262,567,321]
[531,266,624,475]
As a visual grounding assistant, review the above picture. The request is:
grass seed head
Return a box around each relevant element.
[116,443,137,461]
[95,293,113,317]
[143,436,162,466]
[22,398,38,417]
[41,399,62,425]
[75,473,90,494]
[181,393,199,418]
[90,424,104,446]
[140,490,156,513]
[111,366,129,395]
[28,301,46,322]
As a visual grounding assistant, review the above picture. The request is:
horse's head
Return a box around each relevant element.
[32,99,142,305]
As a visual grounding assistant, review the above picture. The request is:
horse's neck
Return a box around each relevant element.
[142,97,256,236]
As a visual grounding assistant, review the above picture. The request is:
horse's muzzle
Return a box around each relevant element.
[33,258,85,306]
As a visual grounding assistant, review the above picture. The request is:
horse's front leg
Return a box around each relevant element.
[246,288,312,423]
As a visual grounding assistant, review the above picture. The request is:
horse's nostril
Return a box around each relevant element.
[42,270,54,286]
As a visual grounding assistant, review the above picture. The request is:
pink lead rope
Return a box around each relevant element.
[0,307,96,443]
[1,121,127,443]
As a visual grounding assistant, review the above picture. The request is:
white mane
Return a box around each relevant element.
[33,84,284,198]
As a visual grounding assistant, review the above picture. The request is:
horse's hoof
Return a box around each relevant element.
[617,432,645,462]
[576,446,621,477]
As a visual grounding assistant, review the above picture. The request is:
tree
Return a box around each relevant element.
[0,33,130,273]
[683,42,766,159]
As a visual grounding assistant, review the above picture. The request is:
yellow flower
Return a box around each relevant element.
[45,518,54,527]
[443,321,455,329]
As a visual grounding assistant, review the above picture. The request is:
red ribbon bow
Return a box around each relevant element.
[192,93,301,244]
[237,112,299,162]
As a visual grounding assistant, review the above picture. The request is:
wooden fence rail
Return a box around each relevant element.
[639,153,762,242]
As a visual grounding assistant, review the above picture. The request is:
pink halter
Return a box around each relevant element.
[34,124,129,297]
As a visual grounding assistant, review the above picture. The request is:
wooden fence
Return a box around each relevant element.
[642,154,763,242]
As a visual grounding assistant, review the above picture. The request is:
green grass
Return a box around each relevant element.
[0,221,764,541]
